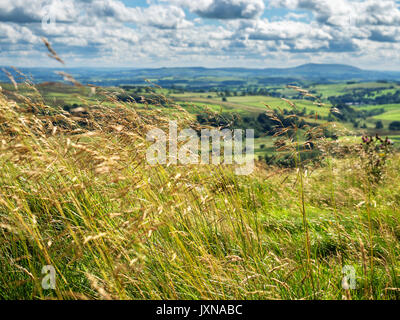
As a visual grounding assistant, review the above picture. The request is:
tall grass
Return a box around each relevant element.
[0,70,400,300]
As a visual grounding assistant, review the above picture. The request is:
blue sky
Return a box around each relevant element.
[1,0,400,70]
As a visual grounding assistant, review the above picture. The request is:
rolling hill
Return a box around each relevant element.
[1,64,400,87]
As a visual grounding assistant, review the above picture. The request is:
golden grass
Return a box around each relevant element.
[0,75,400,300]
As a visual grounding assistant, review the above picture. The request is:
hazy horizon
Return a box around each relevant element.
[2,63,400,73]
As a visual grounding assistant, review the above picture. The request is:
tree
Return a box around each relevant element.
[375,120,384,129]
[389,121,400,131]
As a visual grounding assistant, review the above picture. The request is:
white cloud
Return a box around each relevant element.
[0,23,40,44]
[0,0,399,69]
[243,19,332,41]
[270,0,400,27]
[131,5,193,29]
[0,0,78,23]
[163,0,265,19]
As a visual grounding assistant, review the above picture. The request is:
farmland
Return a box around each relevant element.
[1,74,400,300]
[3,0,400,305]
[3,78,400,159]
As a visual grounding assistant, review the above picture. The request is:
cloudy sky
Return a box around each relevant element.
[1,0,400,69]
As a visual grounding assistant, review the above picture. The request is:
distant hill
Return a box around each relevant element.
[292,63,362,72]
[1,63,400,87]
[263,63,400,81]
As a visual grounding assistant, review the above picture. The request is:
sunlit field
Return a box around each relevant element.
[1,72,400,300]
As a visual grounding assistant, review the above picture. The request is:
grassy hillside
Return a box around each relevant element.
[1,83,400,300]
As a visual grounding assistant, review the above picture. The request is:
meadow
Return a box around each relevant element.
[1,74,400,301]
[167,83,400,159]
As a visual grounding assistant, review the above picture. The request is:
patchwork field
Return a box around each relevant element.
[3,80,400,156]
[1,79,400,300]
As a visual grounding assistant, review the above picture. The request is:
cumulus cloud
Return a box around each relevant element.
[234,18,359,53]
[367,26,400,43]
[164,0,265,19]
[130,5,192,29]
[0,0,192,29]
[0,23,39,44]
[193,0,265,19]
[0,0,78,23]
[0,0,399,68]
[243,19,331,41]
[270,0,400,27]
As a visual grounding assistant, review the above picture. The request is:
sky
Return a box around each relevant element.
[1,0,400,70]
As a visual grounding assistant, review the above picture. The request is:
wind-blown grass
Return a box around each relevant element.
[0,79,400,300]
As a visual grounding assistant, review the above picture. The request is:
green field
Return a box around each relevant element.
[172,94,331,117]
[2,80,400,300]
[310,82,400,98]
[168,86,400,154]
[3,79,400,145]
